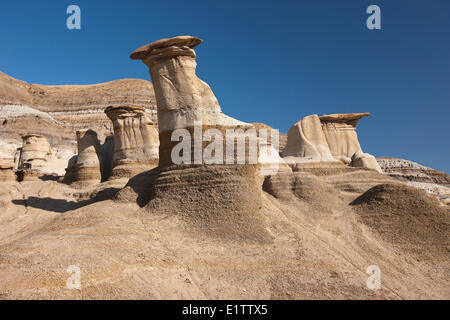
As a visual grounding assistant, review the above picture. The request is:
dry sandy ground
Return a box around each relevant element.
[0,167,448,299]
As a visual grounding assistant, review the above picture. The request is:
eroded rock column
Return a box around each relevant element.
[319,113,382,172]
[105,105,159,179]
[69,129,102,184]
[131,36,252,167]
[127,35,280,240]
[17,133,52,180]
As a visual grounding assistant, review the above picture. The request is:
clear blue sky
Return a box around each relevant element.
[1,0,449,172]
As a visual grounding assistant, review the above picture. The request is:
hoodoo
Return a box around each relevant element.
[128,35,281,240]
[66,129,103,185]
[105,105,159,179]
[319,113,382,172]
[17,133,52,181]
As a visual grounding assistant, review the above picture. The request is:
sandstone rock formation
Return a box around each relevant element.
[105,105,159,179]
[126,35,289,238]
[350,151,382,173]
[0,71,157,137]
[319,113,370,163]
[0,159,15,182]
[0,71,157,168]
[377,157,450,205]
[65,129,103,185]
[282,114,335,163]
[319,113,382,172]
[100,135,115,181]
[17,134,52,180]
[131,35,287,174]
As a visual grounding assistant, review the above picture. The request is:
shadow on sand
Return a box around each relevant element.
[11,187,120,213]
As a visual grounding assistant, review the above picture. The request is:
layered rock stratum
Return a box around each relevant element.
[377,157,450,205]
[0,71,157,175]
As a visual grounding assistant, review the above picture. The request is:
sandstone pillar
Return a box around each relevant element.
[17,133,51,180]
[128,36,282,240]
[104,105,159,179]
[0,159,15,182]
[131,36,251,167]
[70,129,102,184]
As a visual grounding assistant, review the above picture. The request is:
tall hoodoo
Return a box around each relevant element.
[131,35,253,167]
[17,133,52,180]
[69,129,103,184]
[104,105,159,179]
[128,36,283,240]
[131,35,286,173]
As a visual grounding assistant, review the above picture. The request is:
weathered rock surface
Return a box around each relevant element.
[0,71,157,166]
[377,157,450,205]
[0,159,15,181]
[319,113,382,173]
[282,114,335,163]
[0,37,448,300]
[105,105,159,179]
[0,71,157,137]
[66,129,103,185]
[320,113,370,162]
[16,134,52,180]
[126,35,288,237]
[350,151,382,173]
[131,35,287,175]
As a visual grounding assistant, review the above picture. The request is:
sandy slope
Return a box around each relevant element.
[0,167,448,299]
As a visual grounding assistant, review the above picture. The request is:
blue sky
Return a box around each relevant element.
[0,0,449,172]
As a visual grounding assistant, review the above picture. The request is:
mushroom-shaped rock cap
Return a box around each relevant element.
[104,105,146,114]
[130,35,203,60]
[105,105,147,120]
[319,113,371,122]
[21,133,45,139]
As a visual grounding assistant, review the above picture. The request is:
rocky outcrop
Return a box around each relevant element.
[377,157,450,205]
[282,114,335,163]
[17,134,51,180]
[66,129,103,185]
[319,113,369,163]
[131,35,287,175]
[0,71,157,136]
[125,35,287,239]
[0,71,157,161]
[0,159,15,182]
[319,113,382,172]
[105,105,159,179]
[350,151,382,173]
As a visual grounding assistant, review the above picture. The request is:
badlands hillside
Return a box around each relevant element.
[0,36,448,299]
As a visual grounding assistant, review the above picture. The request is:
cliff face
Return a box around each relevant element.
[0,71,157,139]
[0,71,157,171]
